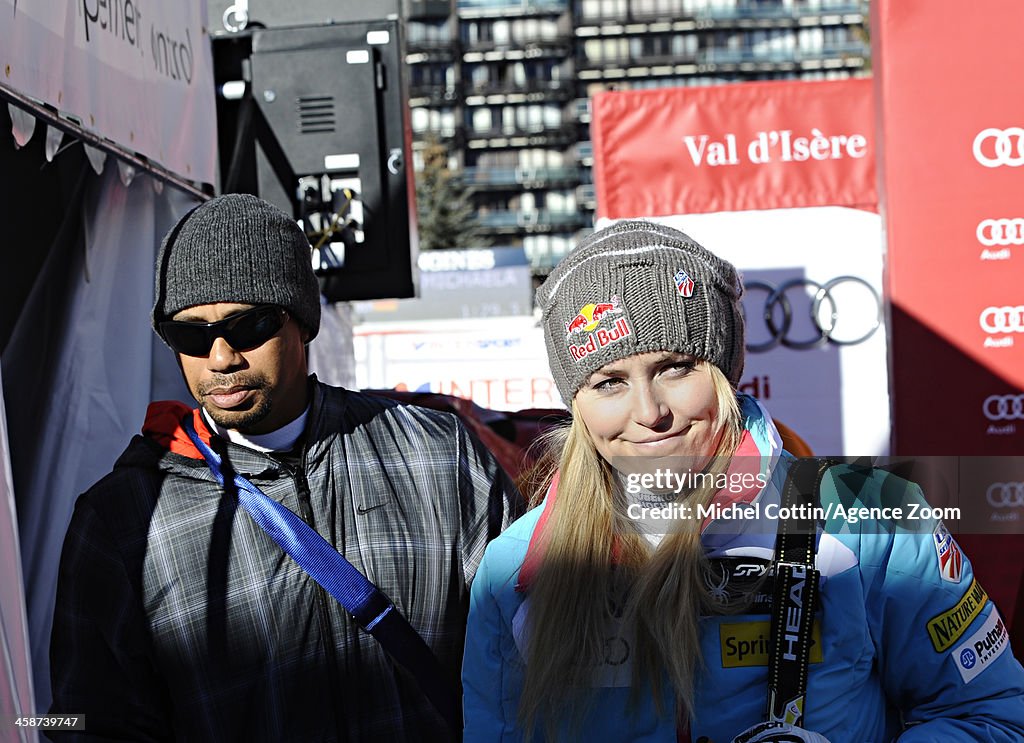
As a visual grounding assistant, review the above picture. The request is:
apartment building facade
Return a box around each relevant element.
[405,0,869,276]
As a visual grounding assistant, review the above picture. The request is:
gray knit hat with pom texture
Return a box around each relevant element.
[152,193,321,341]
[536,220,745,403]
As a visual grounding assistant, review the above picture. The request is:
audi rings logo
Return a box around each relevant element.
[979,306,1024,334]
[983,394,1024,421]
[986,483,1024,508]
[742,276,882,352]
[973,128,1024,168]
[977,219,1024,247]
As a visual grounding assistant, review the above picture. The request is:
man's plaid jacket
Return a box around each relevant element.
[49,380,524,741]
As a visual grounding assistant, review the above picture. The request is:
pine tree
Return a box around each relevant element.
[415,137,489,251]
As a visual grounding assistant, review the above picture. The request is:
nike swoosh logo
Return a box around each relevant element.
[356,502,387,515]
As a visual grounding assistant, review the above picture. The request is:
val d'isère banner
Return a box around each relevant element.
[592,77,876,219]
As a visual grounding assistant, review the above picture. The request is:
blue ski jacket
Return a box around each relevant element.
[463,396,1024,742]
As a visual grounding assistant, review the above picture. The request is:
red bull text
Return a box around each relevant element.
[568,317,632,362]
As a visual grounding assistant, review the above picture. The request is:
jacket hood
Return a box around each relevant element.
[141,401,214,460]
[105,401,218,478]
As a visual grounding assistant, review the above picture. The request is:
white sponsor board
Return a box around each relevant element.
[354,317,562,412]
[0,0,216,183]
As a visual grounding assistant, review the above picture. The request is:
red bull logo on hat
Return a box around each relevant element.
[565,296,623,337]
[565,296,632,363]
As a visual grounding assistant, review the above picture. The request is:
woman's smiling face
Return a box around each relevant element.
[573,351,725,472]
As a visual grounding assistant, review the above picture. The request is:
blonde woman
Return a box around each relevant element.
[462,221,1024,742]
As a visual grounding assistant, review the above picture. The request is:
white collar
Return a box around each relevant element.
[202,405,310,454]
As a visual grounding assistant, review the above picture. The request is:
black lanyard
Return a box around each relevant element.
[766,457,832,727]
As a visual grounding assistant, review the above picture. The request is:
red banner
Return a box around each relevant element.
[591,78,876,219]
[874,0,1024,642]
[873,0,1024,456]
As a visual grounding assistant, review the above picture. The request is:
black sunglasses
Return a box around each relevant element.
[159,305,288,357]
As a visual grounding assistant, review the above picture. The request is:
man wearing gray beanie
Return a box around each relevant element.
[49,193,523,742]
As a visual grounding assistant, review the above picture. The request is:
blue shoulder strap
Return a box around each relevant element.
[183,417,461,733]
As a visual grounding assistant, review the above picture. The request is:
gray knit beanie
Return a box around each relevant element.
[537,220,745,403]
[152,193,321,341]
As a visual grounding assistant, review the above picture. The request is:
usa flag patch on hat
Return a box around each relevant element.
[674,269,695,298]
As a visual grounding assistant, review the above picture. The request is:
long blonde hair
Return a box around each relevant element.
[518,360,743,739]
